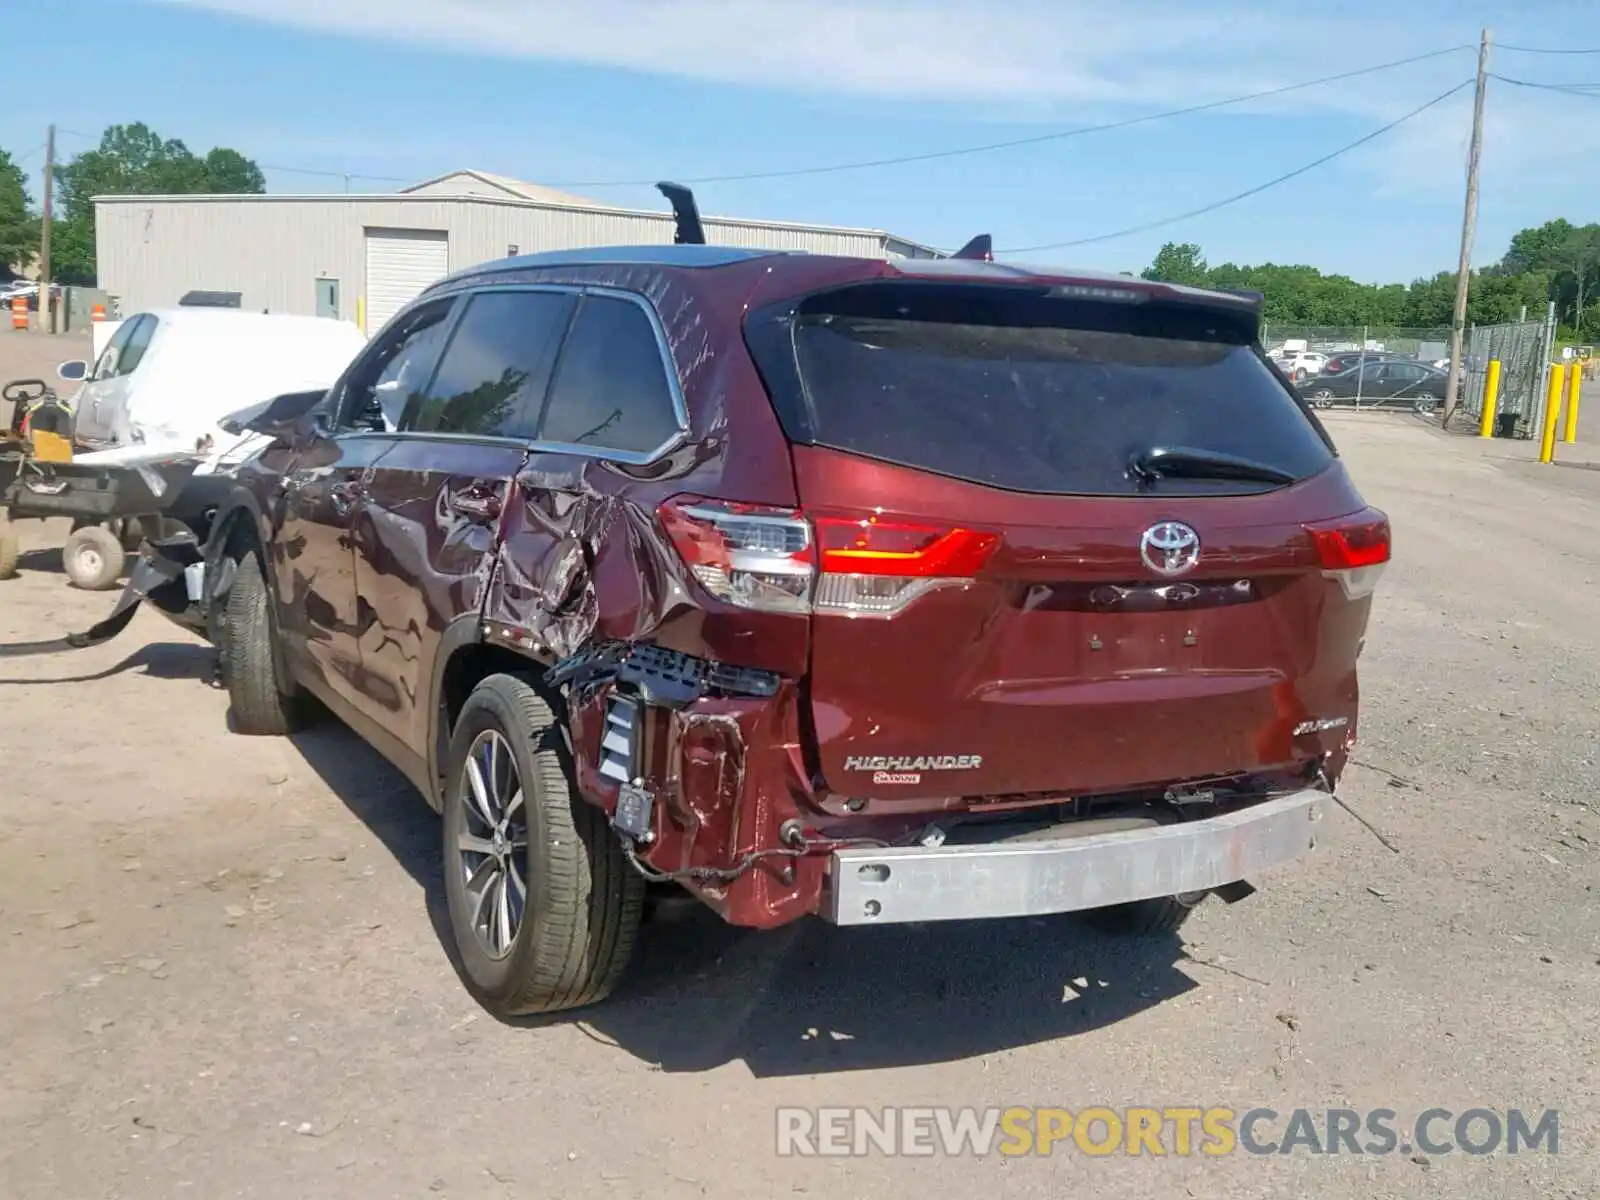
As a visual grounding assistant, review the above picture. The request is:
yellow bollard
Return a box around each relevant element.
[1539,364,1566,464]
[1479,358,1502,438]
[355,295,367,336]
[1563,360,1582,443]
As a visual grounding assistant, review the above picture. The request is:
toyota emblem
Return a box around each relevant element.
[1140,521,1201,576]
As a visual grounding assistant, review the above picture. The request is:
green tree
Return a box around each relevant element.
[1139,231,1569,333]
[1495,218,1600,336]
[1141,242,1209,287]
[50,122,265,283]
[0,148,36,274]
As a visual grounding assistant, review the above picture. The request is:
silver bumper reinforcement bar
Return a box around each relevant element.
[824,789,1327,926]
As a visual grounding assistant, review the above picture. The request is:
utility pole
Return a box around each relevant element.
[35,123,54,334]
[1443,30,1490,427]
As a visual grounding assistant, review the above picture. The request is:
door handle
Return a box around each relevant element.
[448,488,502,523]
[329,479,363,517]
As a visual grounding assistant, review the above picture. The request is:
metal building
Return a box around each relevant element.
[93,169,941,331]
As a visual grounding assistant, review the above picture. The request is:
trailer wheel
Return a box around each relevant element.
[1085,890,1207,936]
[443,673,644,1016]
[0,518,18,580]
[222,546,304,736]
[63,525,125,591]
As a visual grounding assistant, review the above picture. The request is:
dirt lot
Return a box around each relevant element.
[1,335,1597,1196]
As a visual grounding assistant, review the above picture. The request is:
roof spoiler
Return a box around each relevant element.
[951,234,993,262]
[656,182,706,246]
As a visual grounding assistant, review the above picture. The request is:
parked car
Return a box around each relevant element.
[1282,350,1328,378]
[109,238,1390,1018]
[1321,351,1382,375]
[0,281,63,310]
[1300,357,1454,410]
[59,307,368,460]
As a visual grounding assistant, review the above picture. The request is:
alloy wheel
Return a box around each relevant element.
[455,729,529,960]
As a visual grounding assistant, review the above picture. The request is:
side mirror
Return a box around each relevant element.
[56,360,88,382]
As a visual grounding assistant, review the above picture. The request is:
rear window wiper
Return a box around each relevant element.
[1127,445,1298,487]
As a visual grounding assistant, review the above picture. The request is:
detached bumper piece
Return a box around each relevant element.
[0,533,207,658]
[824,789,1326,926]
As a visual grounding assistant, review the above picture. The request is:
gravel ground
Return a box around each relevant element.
[0,387,1597,1197]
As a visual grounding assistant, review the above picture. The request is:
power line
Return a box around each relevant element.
[1496,42,1600,55]
[49,127,409,186]
[37,46,1470,197]
[1491,72,1600,95]
[997,79,1474,256]
[258,162,411,184]
[548,45,1473,188]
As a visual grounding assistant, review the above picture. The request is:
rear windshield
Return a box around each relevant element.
[747,282,1336,496]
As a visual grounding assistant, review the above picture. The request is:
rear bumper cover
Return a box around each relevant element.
[823,789,1326,926]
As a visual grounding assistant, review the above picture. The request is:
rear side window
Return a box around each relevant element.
[749,283,1335,496]
[410,290,577,438]
[538,293,681,456]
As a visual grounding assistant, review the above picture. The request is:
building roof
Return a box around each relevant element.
[399,168,613,210]
[89,180,945,257]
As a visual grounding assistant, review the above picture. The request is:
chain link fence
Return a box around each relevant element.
[1456,315,1557,439]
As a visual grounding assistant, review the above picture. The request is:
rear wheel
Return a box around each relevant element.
[443,673,644,1016]
[1086,889,1207,936]
[1308,388,1335,408]
[62,525,125,591]
[222,546,305,736]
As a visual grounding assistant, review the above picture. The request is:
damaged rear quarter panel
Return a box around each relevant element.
[479,262,808,676]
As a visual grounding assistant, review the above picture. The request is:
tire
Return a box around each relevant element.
[0,518,17,580]
[1086,890,1206,936]
[443,673,644,1016]
[1309,389,1335,407]
[222,546,303,736]
[62,525,125,591]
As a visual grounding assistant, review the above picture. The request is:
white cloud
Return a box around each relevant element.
[154,0,1470,112]
[148,0,1600,229]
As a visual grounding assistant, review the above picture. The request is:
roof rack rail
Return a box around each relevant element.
[951,235,993,262]
[656,182,707,246]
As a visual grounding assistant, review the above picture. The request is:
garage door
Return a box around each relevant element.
[364,229,450,334]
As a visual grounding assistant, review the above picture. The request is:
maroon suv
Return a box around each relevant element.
[128,230,1390,1017]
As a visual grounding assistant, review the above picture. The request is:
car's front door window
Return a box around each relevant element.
[116,316,158,376]
[336,299,458,433]
[90,317,142,382]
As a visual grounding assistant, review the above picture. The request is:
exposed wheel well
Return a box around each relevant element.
[435,642,552,800]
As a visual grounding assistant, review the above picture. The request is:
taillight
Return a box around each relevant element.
[1308,510,1390,599]
[658,498,998,618]
[656,498,815,615]
[813,515,999,577]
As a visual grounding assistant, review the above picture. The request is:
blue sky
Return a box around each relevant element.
[5,0,1600,282]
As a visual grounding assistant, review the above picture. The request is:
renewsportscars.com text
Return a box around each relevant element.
[775,1106,1560,1158]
